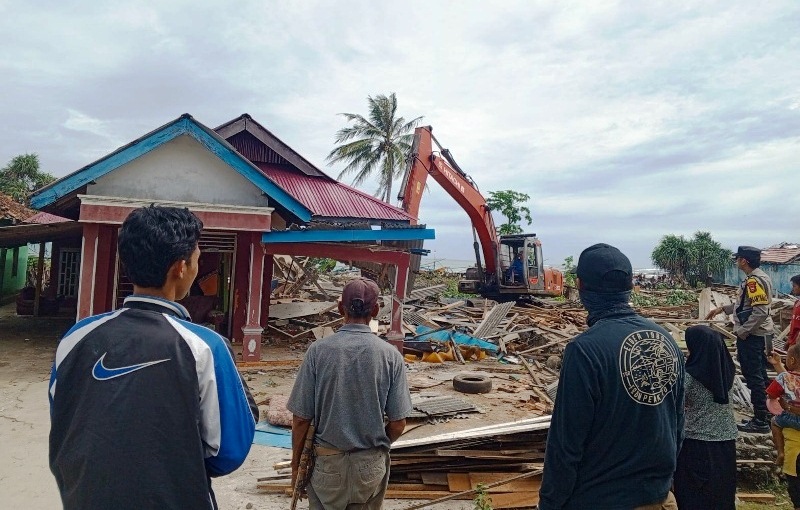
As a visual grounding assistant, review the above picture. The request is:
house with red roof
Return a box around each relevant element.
[1,114,432,360]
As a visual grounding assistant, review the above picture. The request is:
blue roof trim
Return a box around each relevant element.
[262,228,435,244]
[31,119,186,209]
[30,115,312,222]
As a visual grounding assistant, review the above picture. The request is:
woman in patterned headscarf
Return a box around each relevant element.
[673,325,737,510]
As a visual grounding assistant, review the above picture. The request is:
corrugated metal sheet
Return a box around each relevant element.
[258,164,414,222]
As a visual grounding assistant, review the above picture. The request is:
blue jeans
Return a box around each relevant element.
[774,411,800,430]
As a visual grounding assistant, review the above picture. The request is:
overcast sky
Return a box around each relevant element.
[2,1,798,268]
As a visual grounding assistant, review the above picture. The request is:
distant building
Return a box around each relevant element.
[0,193,34,302]
[721,242,800,295]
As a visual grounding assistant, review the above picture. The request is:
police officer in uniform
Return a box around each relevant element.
[707,246,774,433]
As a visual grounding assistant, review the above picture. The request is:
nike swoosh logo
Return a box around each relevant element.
[92,353,171,381]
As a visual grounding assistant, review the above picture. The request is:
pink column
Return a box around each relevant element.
[76,223,100,320]
[241,233,266,361]
[386,254,410,352]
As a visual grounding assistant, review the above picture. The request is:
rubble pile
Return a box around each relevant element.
[252,268,797,505]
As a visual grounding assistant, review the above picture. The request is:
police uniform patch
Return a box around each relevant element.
[619,330,680,406]
[745,276,769,306]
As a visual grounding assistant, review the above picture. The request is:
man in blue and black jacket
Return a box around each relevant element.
[539,243,685,510]
[49,206,257,510]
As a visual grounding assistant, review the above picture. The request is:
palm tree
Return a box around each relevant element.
[651,234,692,281]
[326,93,422,202]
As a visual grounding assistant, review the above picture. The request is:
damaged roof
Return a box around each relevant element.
[0,192,36,225]
[218,114,415,224]
[761,243,800,264]
[257,165,413,223]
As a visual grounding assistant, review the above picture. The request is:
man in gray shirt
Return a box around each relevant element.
[287,277,412,509]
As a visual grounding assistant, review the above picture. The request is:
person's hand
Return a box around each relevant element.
[705,307,722,320]
[767,352,782,367]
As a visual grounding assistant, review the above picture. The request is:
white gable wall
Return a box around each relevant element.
[91,135,269,207]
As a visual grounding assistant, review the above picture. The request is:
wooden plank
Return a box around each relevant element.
[403,469,543,509]
[735,493,775,503]
[710,322,737,340]
[387,483,452,492]
[516,338,565,355]
[447,473,471,492]
[488,491,539,509]
[468,473,541,492]
[435,449,536,457]
[697,287,712,319]
[391,416,551,449]
[663,322,685,342]
[420,472,449,486]
[384,490,472,500]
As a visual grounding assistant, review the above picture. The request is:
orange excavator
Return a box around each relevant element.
[398,126,563,302]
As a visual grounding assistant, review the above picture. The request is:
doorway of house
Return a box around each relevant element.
[114,231,237,338]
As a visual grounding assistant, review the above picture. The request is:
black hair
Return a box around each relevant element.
[791,275,800,286]
[118,205,203,288]
[347,298,371,318]
[743,256,761,269]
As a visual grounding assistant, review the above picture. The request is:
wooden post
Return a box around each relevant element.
[241,232,266,362]
[33,243,46,316]
[0,248,7,301]
[386,254,410,353]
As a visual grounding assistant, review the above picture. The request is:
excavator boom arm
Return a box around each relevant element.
[398,126,499,275]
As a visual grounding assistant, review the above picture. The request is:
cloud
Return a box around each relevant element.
[0,0,798,269]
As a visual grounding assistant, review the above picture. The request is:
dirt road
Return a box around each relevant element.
[0,307,470,509]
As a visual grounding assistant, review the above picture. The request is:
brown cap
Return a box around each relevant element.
[341,277,380,317]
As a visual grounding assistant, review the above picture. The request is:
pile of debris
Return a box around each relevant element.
[253,267,797,504]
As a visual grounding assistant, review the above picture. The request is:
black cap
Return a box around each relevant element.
[576,243,633,293]
[733,246,761,265]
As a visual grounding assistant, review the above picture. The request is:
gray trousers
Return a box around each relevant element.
[308,448,390,510]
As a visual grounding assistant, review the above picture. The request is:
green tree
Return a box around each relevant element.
[687,231,731,285]
[651,231,732,286]
[486,190,532,235]
[651,234,692,281]
[326,93,422,202]
[0,153,56,205]
[563,255,577,287]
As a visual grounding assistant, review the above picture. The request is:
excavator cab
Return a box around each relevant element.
[497,234,563,298]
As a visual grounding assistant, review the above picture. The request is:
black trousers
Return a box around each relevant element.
[674,438,736,510]
[737,334,769,421]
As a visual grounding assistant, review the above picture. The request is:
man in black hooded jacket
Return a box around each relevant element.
[539,244,685,510]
